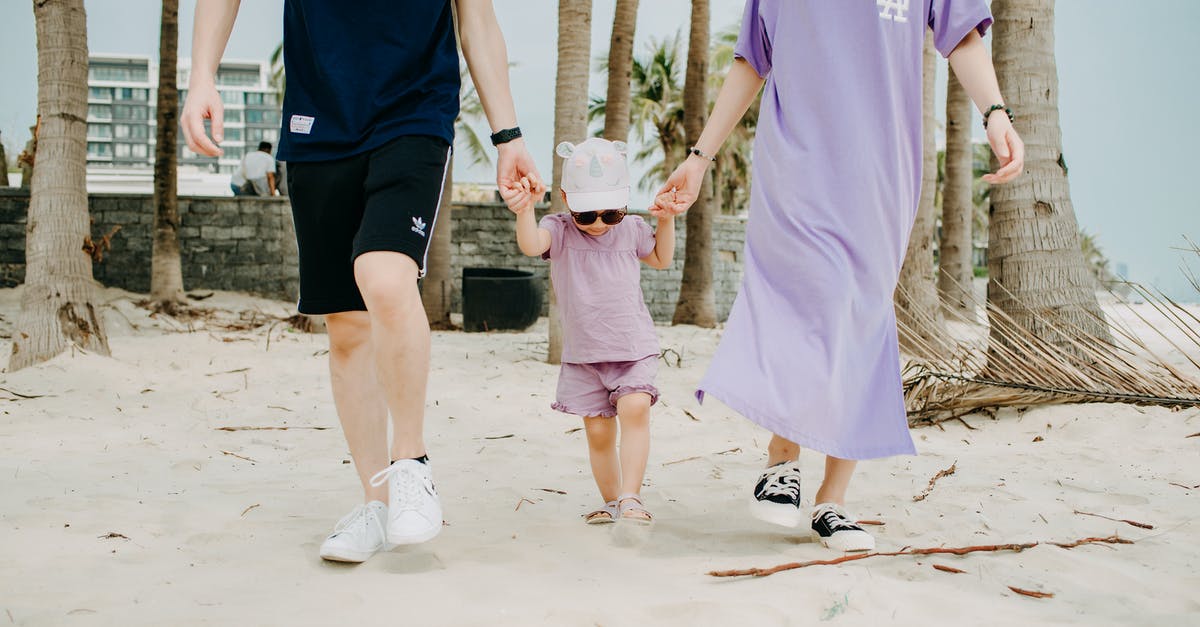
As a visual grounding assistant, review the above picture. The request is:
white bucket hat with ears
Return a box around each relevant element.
[556,138,630,213]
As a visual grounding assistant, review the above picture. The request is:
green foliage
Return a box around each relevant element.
[590,23,758,214]
[1079,228,1115,286]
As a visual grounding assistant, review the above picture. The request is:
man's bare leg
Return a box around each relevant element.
[325,310,389,503]
[352,251,430,461]
[351,251,443,545]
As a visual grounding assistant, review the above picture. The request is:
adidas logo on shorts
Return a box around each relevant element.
[411,217,427,237]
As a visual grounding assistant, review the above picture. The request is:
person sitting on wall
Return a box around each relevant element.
[231,141,277,196]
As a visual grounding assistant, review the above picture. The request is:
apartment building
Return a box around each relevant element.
[86,54,281,176]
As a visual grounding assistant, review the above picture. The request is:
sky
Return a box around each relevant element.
[1,0,1197,301]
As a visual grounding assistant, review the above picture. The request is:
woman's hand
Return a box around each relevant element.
[653,155,709,215]
[982,112,1025,185]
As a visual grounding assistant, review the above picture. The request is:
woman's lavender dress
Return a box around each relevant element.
[697,0,992,459]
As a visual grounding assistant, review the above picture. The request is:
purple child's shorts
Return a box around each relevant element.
[552,355,659,418]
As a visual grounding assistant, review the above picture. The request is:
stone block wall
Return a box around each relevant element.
[447,203,746,322]
[0,192,746,322]
[0,189,298,301]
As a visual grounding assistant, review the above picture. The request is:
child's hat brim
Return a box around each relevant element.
[563,187,630,213]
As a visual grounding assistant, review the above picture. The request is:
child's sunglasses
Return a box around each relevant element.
[571,209,627,226]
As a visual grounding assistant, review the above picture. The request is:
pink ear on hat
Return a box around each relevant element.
[574,158,586,168]
[600,155,613,164]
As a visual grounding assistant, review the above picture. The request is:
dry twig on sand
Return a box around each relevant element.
[707,535,1131,578]
[932,564,966,574]
[240,504,261,517]
[220,450,257,464]
[913,461,957,502]
[663,447,741,466]
[1008,586,1054,599]
[515,498,536,511]
[1073,510,1154,530]
[0,387,50,399]
[216,426,328,431]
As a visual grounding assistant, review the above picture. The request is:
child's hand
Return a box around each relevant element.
[982,115,1025,185]
[499,176,536,215]
[648,194,676,220]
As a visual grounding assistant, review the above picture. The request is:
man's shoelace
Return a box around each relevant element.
[332,504,373,535]
[369,464,431,512]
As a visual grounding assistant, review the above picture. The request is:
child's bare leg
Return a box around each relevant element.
[583,416,620,502]
[814,456,857,506]
[767,434,801,466]
[615,392,652,496]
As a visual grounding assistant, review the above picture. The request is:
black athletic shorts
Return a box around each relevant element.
[286,135,452,315]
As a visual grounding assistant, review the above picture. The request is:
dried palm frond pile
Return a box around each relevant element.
[898,273,1200,426]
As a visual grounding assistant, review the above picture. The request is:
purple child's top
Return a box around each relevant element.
[696,0,992,460]
[540,213,659,364]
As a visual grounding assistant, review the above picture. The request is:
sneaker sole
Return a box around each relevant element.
[812,531,875,552]
[319,547,378,563]
[386,523,442,545]
[748,496,804,528]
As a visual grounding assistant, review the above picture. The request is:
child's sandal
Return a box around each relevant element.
[617,493,653,525]
[583,499,619,525]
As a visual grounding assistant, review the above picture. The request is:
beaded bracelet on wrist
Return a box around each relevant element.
[982,104,1014,130]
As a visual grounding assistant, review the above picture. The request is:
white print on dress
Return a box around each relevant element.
[411,217,427,237]
[289,115,315,134]
[877,0,910,23]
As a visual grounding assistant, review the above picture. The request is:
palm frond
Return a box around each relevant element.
[899,274,1200,425]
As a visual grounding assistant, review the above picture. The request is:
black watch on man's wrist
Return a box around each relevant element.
[490,127,523,146]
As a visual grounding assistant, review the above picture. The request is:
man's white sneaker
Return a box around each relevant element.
[319,501,389,563]
[369,459,443,545]
[811,502,875,552]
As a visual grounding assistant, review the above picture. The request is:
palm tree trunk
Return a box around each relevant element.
[894,33,944,356]
[0,140,9,188]
[422,154,454,329]
[10,0,110,371]
[672,0,716,328]
[548,0,593,364]
[989,0,1110,358]
[602,0,638,142]
[151,0,184,309]
[939,70,975,316]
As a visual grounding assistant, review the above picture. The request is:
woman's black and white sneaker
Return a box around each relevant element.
[749,461,804,527]
[811,502,875,552]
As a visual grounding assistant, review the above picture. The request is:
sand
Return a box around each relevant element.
[1,286,1197,626]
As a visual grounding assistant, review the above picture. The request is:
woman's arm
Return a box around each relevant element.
[653,59,765,215]
[947,30,1024,184]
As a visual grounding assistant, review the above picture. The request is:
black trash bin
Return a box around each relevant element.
[461,267,542,332]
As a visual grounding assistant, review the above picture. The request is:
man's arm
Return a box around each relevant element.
[180,0,242,157]
[266,171,277,196]
[454,0,545,204]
